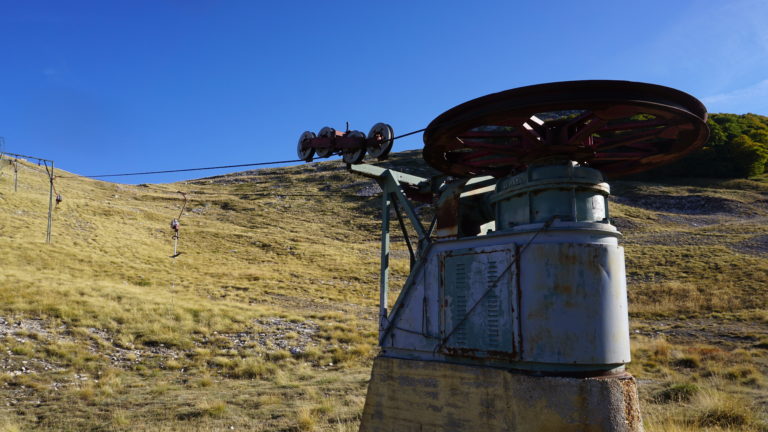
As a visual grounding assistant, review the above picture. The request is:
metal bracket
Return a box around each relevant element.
[349,164,433,337]
[349,163,429,189]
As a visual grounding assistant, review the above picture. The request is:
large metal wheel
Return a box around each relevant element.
[316,127,336,158]
[297,131,316,161]
[342,130,367,164]
[423,80,709,179]
[367,123,395,160]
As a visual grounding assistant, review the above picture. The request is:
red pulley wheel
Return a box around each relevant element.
[422,80,709,179]
[342,130,367,164]
[316,127,336,158]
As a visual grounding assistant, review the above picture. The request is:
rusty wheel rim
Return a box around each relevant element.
[423,80,709,178]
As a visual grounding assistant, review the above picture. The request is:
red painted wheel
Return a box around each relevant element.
[423,80,709,179]
[316,127,336,158]
[342,131,367,164]
[297,131,316,161]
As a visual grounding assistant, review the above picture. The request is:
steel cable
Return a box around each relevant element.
[53,127,427,179]
[65,159,304,179]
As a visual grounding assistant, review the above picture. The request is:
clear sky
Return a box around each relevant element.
[1,0,767,184]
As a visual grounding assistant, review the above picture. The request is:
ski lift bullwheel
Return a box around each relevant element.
[422,80,709,179]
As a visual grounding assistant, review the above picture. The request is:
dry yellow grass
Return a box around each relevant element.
[0,154,766,430]
[0,157,380,430]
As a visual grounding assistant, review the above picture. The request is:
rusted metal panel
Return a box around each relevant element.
[380,223,629,372]
[368,156,631,372]
[434,185,461,238]
[379,241,441,351]
[440,248,517,358]
[432,178,497,238]
[519,242,630,365]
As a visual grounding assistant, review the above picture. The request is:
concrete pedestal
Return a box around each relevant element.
[359,357,643,432]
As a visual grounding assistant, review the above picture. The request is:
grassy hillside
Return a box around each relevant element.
[0,152,766,431]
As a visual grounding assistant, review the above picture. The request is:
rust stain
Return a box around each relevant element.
[435,191,460,238]
[441,346,521,362]
[553,283,574,295]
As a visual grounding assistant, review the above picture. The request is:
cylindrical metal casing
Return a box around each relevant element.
[489,162,629,368]
[490,162,610,229]
[515,224,630,367]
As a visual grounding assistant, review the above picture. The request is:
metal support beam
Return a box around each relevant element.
[382,171,427,241]
[1,152,53,163]
[349,163,434,339]
[45,161,54,244]
[349,163,429,188]
[379,187,391,335]
[391,196,415,269]
[2,152,56,243]
[13,160,18,192]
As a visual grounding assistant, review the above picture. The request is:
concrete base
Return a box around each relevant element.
[359,357,643,432]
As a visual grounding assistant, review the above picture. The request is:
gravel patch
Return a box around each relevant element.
[337,180,382,197]
[210,318,321,356]
[0,317,64,375]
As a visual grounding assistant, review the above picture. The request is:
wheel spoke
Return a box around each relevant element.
[423,80,708,178]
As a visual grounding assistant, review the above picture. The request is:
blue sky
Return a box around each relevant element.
[1,0,767,184]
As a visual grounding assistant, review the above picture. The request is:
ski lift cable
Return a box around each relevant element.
[55,127,428,179]
[165,191,376,198]
[57,159,304,179]
[7,156,381,200]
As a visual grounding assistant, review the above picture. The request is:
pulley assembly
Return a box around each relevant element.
[297,123,394,164]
